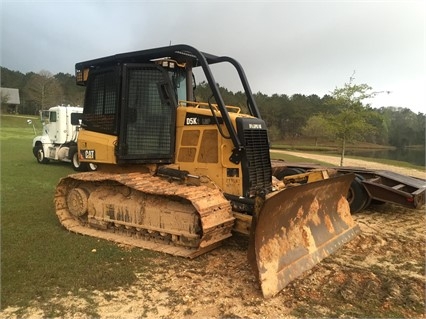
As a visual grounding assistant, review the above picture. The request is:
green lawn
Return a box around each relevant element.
[0,115,155,317]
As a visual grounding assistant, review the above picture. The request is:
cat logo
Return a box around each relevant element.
[81,149,96,160]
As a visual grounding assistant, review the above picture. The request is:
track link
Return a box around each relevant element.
[55,171,235,258]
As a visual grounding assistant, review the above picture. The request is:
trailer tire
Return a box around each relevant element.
[275,168,306,180]
[35,146,49,164]
[347,175,370,214]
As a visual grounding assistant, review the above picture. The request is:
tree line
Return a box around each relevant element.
[1,66,424,149]
[1,67,85,114]
[195,81,425,150]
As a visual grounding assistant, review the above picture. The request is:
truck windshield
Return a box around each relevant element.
[40,111,57,124]
[40,110,51,124]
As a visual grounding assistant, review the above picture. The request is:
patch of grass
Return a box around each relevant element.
[0,115,157,316]
[270,148,424,171]
[0,114,40,139]
[270,151,333,167]
[272,135,426,170]
[347,154,423,170]
[272,138,396,151]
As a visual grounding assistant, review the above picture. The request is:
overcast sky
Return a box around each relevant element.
[1,1,425,113]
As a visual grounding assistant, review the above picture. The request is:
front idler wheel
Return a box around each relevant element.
[67,188,89,218]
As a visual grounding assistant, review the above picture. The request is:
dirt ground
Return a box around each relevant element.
[2,152,425,318]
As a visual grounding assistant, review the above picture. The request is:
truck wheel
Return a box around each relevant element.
[347,175,370,214]
[36,146,49,164]
[87,163,98,171]
[71,151,88,172]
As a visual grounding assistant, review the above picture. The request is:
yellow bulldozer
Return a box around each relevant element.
[55,44,359,298]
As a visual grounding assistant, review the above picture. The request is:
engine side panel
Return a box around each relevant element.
[77,129,117,164]
[175,106,244,196]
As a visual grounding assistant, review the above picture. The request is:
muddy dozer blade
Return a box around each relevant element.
[248,174,360,298]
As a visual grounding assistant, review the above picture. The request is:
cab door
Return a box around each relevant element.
[118,64,177,163]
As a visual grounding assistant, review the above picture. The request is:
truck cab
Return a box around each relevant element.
[32,105,96,171]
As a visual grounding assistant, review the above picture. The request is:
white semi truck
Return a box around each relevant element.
[32,105,96,171]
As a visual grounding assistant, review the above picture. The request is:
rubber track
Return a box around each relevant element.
[55,171,235,258]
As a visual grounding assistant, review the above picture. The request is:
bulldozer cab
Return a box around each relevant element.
[75,45,262,165]
[80,64,177,163]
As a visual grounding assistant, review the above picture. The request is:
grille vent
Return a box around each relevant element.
[238,118,272,197]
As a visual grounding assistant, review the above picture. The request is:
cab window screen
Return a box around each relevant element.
[120,65,175,161]
[83,68,118,134]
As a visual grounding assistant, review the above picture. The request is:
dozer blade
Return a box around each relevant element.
[248,173,360,298]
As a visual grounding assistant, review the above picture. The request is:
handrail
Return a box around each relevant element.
[178,100,241,114]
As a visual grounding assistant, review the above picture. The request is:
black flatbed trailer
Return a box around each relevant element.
[271,160,426,213]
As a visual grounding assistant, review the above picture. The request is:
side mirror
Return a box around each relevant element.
[27,119,36,135]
